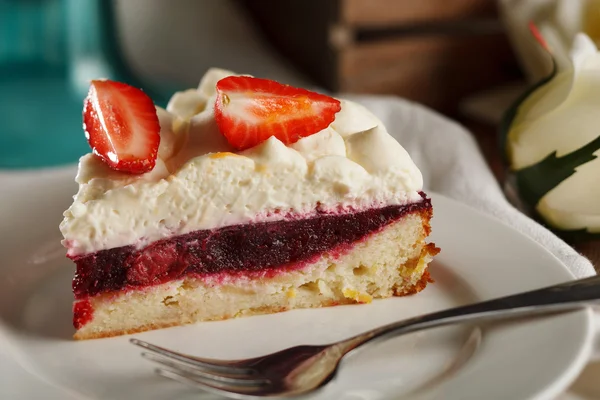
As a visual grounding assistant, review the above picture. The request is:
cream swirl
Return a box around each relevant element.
[61,69,424,255]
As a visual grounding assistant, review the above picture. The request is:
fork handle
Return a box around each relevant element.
[339,274,600,354]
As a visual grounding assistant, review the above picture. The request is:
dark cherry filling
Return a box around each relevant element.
[71,194,431,298]
[73,299,94,329]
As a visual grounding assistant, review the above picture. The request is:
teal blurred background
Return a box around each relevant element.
[0,0,307,169]
[0,0,174,169]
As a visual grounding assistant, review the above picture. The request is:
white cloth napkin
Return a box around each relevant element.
[346,94,597,279]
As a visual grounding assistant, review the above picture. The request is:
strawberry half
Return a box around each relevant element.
[214,76,341,150]
[83,80,160,174]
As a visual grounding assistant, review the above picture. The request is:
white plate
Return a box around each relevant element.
[0,167,594,400]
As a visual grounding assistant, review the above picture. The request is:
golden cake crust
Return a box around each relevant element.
[74,209,440,340]
[75,266,434,340]
[73,238,440,340]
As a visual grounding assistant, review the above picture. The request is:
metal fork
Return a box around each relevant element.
[131,275,600,398]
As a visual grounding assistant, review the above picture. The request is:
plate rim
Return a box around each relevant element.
[429,192,595,400]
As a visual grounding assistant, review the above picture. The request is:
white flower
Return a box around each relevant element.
[507,33,600,234]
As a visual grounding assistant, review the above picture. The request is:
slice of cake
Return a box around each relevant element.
[61,69,439,340]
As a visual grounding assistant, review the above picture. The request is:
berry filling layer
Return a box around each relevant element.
[71,196,431,298]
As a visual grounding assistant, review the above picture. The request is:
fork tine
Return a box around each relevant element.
[130,338,254,375]
[142,352,269,386]
[156,367,263,399]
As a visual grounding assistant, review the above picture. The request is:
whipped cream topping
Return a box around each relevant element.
[61,69,424,255]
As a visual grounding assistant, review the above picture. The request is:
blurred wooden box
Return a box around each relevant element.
[241,0,521,113]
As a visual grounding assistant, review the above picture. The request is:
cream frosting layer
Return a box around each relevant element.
[61,69,424,256]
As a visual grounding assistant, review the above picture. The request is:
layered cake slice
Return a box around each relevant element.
[61,69,439,339]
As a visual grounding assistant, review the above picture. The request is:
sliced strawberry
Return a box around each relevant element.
[214,76,341,150]
[83,80,160,174]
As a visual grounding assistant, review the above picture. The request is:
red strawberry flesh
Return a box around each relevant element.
[83,80,160,174]
[214,76,341,150]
